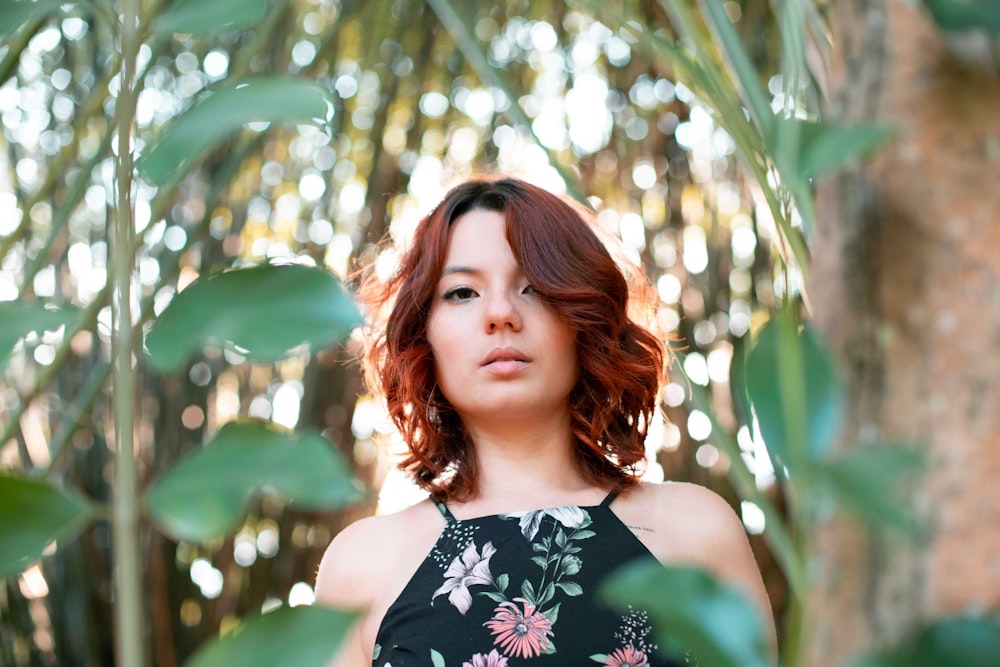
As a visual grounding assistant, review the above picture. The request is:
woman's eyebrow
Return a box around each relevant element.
[439,265,481,277]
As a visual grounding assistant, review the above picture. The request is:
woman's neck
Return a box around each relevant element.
[451,417,606,516]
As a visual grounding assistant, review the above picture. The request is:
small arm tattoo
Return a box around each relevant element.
[627,524,655,534]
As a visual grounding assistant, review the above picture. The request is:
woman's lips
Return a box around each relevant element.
[483,359,528,376]
[482,347,529,376]
[481,346,529,365]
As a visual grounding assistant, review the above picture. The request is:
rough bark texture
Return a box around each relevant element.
[809,0,1000,662]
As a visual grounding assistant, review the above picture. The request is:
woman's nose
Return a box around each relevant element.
[485,291,522,332]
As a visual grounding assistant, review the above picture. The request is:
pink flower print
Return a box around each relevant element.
[603,645,649,667]
[484,597,554,658]
[462,649,509,667]
[432,540,496,615]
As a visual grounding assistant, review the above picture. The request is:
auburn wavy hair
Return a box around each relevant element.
[357,177,666,501]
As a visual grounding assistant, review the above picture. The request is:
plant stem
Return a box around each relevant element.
[110,0,143,665]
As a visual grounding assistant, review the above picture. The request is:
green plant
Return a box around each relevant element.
[3,1,999,666]
[1,1,363,664]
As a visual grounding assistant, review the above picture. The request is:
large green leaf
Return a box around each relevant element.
[0,302,79,370]
[684,347,807,601]
[147,421,362,542]
[153,0,268,36]
[817,444,924,533]
[852,616,1000,667]
[924,0,1000,31]
[769,119,895,181]
[763,118,893,232]
[0,475,92,578]
[136,77,333,185]
[743,315,843,469]
[727,336,754,427]
[0,0,66,38]
[185,605,356,667]
[600,561,770,667]
[144,263,361,372]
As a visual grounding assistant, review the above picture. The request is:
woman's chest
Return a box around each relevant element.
[372,506,677,666]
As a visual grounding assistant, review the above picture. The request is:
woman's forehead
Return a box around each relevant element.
[440,209,517,267]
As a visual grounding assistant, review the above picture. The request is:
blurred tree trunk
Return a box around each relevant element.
[809,0,1000,661]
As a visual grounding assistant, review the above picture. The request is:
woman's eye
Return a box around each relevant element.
[443,286,477,301]
[522,284,539,295]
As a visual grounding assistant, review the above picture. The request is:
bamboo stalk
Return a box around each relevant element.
[110,0,143,665]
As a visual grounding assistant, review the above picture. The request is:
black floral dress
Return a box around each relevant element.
[372,492,685,666]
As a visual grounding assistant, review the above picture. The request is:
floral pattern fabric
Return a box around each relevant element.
[372,493,684,666]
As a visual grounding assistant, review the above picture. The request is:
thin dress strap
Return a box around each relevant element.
[434,499,457,522]
[599,490,619,508]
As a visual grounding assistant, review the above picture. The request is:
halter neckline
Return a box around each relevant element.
[434,489,619,523]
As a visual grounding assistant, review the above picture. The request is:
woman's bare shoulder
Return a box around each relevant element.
[314,498,443,609]
[642,479,737,520]
[619,480,777,653]
[620,480,747,562]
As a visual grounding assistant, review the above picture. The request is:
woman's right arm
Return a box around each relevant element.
[314,500,444,666]
[314,518,383,667]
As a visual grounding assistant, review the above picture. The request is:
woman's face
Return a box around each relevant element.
[426,208,579,428]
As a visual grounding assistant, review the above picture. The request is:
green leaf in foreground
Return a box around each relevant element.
[852,615,1000,667]
[728,336,754,426]
[147,422,362,543]
[0,301,79,370]
[153,0,268,36]
[144,263,361,372]
[600,561,770,667]
[764,119,893,231]
[136,77,333,185]
[185,605,356,667]
[817,444,924,534]
[923,0,1000,31]
[0,0,67,39]
[743,316,843,468]
[0,476,92,578]
[792,120,895,181]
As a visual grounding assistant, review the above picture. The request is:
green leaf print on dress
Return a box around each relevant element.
[427,507,609,661]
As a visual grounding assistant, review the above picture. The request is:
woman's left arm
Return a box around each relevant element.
[640,482,779,661]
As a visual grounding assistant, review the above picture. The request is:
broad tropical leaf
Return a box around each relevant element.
[818,444,924,533]
[768,118,895,181]
[743,315,843,469]
[137,77,333,185]
[923,0,1000,31]
[0,0,66,39]
[153,0,269,36]
[852,616,1000,667]
[184,605,356,667]
[0,476,92,578]
[144,263,361,372]
[601,561,770,667]
[0,302,79,370]
[147,421,362,542]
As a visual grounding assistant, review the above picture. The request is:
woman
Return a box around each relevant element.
[315,177,776,665]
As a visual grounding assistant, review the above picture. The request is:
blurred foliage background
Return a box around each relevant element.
[1,0,998,665]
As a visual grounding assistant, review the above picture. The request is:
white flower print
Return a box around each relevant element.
[502,506,587,540]
[432,540,497,614]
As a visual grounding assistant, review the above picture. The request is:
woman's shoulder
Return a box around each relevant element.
[615,481,748,567]
[617,480,776,651]
[619,479,737,518]
[315,498,444,609]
